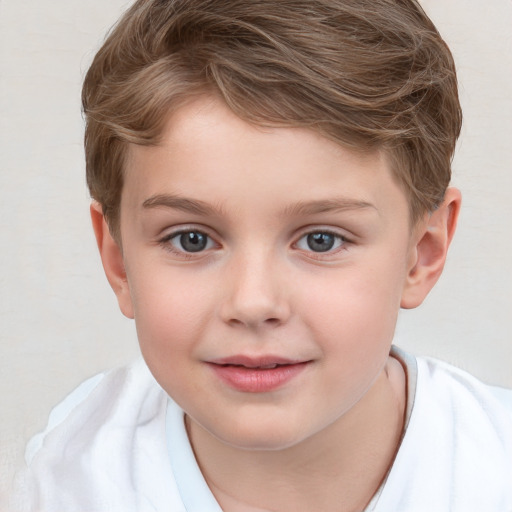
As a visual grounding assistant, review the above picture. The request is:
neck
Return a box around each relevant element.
[187,356,406,512]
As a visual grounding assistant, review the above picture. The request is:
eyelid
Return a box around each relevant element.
[158,225,220,257]
[295,232,344,249]
[292,226,352,258]
[293,225,352,242]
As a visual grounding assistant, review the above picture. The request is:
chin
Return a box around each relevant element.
[209,421,312,452]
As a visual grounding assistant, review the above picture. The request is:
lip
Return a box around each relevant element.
[207,355,311,393]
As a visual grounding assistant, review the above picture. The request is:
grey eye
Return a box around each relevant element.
[171,231,212,252]
[296,232,344,253]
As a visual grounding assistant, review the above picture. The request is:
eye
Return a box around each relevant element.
[167,230,215,253]
[295,231,345,253]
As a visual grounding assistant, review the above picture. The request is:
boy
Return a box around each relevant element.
[13,0,512,510]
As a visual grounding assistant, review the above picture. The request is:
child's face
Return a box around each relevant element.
[115,96,419,450]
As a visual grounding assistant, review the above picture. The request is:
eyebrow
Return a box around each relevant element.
[142,194,376,218]
[142,194,223,217]
[282,198,377,217]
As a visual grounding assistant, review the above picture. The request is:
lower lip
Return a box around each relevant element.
[208,362,310,393]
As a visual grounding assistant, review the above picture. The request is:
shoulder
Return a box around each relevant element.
[13,359,184,512]
[25,359,166,462]
[413,355,512,470]
[416,354,512,429]
[378,352,512,511]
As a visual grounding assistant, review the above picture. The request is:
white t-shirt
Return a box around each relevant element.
[10,348,512,512]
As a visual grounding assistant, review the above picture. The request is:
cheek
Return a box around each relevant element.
[300,270,402,403]
[304,264,402,333]
[299,258,405,373]
[127,269,213,366]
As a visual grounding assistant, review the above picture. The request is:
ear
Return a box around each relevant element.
[90,202,134,319]
[400,188,461,309]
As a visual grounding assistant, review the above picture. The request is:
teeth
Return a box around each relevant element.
[260,364,278,369]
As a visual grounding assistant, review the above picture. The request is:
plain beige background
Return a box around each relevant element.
[1,0,511,502]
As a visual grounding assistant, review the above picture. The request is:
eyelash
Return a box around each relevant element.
[158,227,351,259]
[159,228,217,258]
[294,230,348,258]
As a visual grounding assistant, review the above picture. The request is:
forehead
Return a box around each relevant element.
[122,96,409,224]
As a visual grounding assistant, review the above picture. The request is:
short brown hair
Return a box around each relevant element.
[82,0,462,239]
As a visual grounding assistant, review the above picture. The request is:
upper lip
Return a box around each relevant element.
[208,355,308,369]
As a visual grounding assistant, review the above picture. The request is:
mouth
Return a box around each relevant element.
[207,356,311,393]
[210,355,306,368]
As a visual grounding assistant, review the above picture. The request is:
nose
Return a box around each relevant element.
[218,250,291,329]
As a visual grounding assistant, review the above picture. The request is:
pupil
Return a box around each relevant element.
[180,232,207,252]
[307,233,335,252]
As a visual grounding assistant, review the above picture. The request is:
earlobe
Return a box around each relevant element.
[400,188,461,309]
[90,202,134,319]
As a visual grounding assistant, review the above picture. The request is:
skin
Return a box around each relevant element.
[92,96,460,512]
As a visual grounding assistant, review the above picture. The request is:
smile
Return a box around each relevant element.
[207,356,311,393]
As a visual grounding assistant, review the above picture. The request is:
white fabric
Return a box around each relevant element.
[10,351,512,512]
[12,361,184,512]
[374,354,512,511]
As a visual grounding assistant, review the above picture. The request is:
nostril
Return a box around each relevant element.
[219,291,290,327]
[227,317,281,328]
